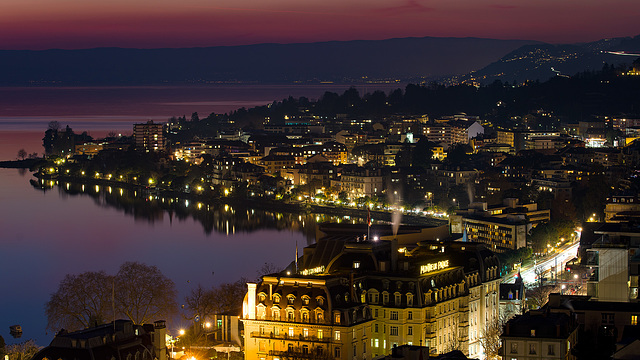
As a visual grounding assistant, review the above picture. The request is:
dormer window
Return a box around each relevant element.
[272,307,281,320]
[353,261,360,269]
[287,295,295,305]
[273,294,281,304]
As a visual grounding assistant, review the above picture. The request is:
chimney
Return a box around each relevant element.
[246,283,257,320]
[350,272,355,301]
[391,239,398,271]
[153,321,167,360]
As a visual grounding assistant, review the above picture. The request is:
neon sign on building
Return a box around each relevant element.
[420,260,449,274]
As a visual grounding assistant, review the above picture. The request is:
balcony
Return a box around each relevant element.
[250,332,331,343]
[269,350,321,359]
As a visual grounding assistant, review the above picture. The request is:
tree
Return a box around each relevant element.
[17,149,27,160]
[48,121,61,131]
[5,340,40,360]
[115,261,178,325]
[0,335,6,359]
[257,262,280,279]
[213,278,249,314]
[479,315,507,360]
[45,271,114,332]
[46,262,178,333]
[184,284,217,333]
[443,327,463,353]
[527,285,557,309]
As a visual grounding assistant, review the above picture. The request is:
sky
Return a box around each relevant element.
[1,0,639,50]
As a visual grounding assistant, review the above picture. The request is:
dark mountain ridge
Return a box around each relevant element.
[454,35,640,85]
[0,37,538,86]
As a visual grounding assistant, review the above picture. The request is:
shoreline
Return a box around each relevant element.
[0,159,45,168]
[35,173,447,227]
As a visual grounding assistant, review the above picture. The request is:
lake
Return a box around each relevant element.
[0,84,397,347]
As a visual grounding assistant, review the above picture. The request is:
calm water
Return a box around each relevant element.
[0,167,315,346]
[0,84,395,346]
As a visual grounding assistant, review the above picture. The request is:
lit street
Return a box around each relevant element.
[503,241,580,286]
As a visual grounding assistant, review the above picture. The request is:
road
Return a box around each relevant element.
[503,241,580,285]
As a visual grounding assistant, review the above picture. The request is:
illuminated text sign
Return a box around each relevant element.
[301,266,325,276]
[420,260,449,274]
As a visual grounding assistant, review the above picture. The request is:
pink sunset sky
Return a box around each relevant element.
[1,0,639,50]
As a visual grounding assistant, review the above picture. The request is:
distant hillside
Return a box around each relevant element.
[0,37,537,86]
[453,35,640,85]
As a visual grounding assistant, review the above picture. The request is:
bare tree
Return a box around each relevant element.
[443,328,463,353]
[184,284,217,333]
[256,262,280,279]
[46,262,178,333]
[213,278,249,314]
[47,121,61,131]
[115,261,178,325]
[527,285,557,309]
[45,271,114,332]
[6,340,41,360]
[17,149,27,160]
[480,315,507,360]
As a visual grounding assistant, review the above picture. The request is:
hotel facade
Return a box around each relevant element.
[242,235,500,360]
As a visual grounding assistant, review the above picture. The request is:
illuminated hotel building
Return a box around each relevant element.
[242,231,500,360]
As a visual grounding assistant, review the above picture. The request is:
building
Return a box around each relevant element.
[605,196,640,222]
[500,310,578,360]
[75,142,104,157]
[585,243,630,302]
[32,320,168,360]
[450,214,528,253]
[260,155,296,176]
[134,120,164,152]
[449,200,546,253]
[580,223,640,302]
[496,130,561,152]
[242,232,501,360]
[545,294,640,359]
[500,279,526,321]
[338,166,386,198]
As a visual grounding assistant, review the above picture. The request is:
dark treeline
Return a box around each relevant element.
[217,60,640,128]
